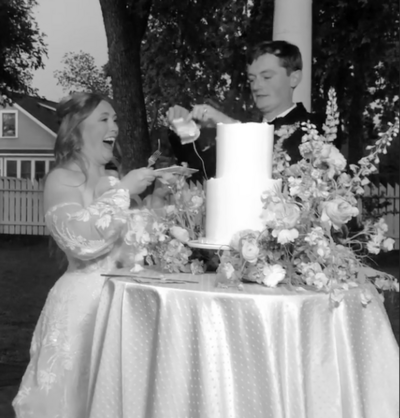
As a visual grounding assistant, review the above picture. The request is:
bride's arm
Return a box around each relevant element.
[44,170,130,261]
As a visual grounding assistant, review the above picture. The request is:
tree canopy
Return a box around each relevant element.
[92,0,399,171]
[141,0,275,126]
[312,0,399,166]
[0,0,47,104]
[54,51,112,97]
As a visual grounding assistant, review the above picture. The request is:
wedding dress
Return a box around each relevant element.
[13,176,130,418]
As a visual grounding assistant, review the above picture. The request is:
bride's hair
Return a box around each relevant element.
[53,92,114,178]
[49,92,115,269]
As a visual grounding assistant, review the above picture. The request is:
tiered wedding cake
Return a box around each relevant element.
[202,122,280,246]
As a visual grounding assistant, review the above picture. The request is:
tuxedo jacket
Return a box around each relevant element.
[168,103,323,183]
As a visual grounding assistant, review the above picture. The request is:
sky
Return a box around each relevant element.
[32,0,108,103]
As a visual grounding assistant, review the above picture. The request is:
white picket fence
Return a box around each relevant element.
[0,177,399,248]
[0,177,47,235]
[359,182,400,249]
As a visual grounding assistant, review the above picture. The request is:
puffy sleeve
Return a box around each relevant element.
[45,176,130,260]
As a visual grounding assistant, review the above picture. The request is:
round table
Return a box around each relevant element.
[87,272,399,418]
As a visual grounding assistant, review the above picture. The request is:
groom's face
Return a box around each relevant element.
[247,53,300,119]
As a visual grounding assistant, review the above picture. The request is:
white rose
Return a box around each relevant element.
[275,228,299,245]
[316,145,347,177]
[325,146,347,173]
[320,198,359,230]
[241,240,260,264]
[367,240,381,254]
[230,230,259,251]
[261,264,286,287]
[261,202,301,229]
[382,238,395,252]
[191,196,204,208]
[170,226,190,243]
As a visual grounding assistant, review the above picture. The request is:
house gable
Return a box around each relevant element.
[0,102,57,153]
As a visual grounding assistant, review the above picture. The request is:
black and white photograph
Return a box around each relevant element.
[0,0,399,417]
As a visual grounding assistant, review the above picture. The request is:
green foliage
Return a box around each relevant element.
[0,0,47,103]
[141,0,275,127]
[312,0,399,165]
[80,0,399,174]
[143,0,398,172]
[54,51,112,97]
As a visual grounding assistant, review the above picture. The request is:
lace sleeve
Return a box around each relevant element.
[45,176,130,260]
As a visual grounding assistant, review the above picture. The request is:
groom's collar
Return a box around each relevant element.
[262,103,297,124]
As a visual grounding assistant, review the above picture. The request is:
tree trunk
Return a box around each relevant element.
[99,0,152,173]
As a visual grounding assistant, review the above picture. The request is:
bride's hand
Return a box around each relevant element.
[120,168,156,195]
[189,104,237,127]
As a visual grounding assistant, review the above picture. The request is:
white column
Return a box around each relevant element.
[273,0,312,111]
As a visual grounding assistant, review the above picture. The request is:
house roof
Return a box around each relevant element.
[15,96,60,134]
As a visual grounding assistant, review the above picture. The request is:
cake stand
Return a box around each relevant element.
[188,240,231,251]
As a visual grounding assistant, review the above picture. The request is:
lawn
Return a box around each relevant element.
[0,235,398,416]
[0,236,62,374]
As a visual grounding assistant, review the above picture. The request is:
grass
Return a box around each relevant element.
[0,235,398,417]
[0,236,61,367]
[0,236,62,417]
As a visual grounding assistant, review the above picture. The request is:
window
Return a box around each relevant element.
[0,111,17,138]
[6,160,17,177]
[21,161,32,179]
[3,158,54,179]
[34,160,46,180]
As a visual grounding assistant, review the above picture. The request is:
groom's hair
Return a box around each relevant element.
[246,40,302,75]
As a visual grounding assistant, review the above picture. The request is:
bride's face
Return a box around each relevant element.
[79,100,118,166]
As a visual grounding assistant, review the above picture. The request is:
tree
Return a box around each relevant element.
[98,0,153,172]
[97,0,398,172]
[141,0,274,127]
[0,0,47,104]
[312,0,399,166]
[97,0,275,171]
[144,0,399,168]
[54,51,112,96]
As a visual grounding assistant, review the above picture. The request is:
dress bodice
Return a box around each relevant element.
[45,176,131,274]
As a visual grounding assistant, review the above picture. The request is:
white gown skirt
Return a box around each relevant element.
[13,270,108,418]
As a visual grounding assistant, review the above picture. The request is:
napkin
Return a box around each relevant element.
[171,118,201,144]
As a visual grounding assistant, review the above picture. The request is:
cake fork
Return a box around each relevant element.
[147,139,162,167]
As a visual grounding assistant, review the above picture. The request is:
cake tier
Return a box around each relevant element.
[215,122,275,179]
[204,177,282,246]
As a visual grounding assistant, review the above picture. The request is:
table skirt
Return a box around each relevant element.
[87,274,399,418]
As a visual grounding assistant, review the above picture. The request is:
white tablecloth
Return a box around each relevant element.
[87,273,399,418]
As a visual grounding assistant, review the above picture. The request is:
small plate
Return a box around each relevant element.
[155,166,199,175]
[188,240,231,250]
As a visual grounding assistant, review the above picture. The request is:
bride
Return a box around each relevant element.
[13,92,157,417]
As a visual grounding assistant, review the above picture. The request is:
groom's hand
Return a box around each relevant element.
[190,104,238,127]
[167,105,190,126]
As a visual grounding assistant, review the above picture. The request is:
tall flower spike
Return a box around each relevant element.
[323,87,340,143]
[352,115,399,190]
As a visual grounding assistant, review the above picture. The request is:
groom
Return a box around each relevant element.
[167,40,323,180]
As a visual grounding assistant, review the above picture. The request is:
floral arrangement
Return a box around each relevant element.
[217,89,399,305]
[119,167,206,274]
[119,89,398,306]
